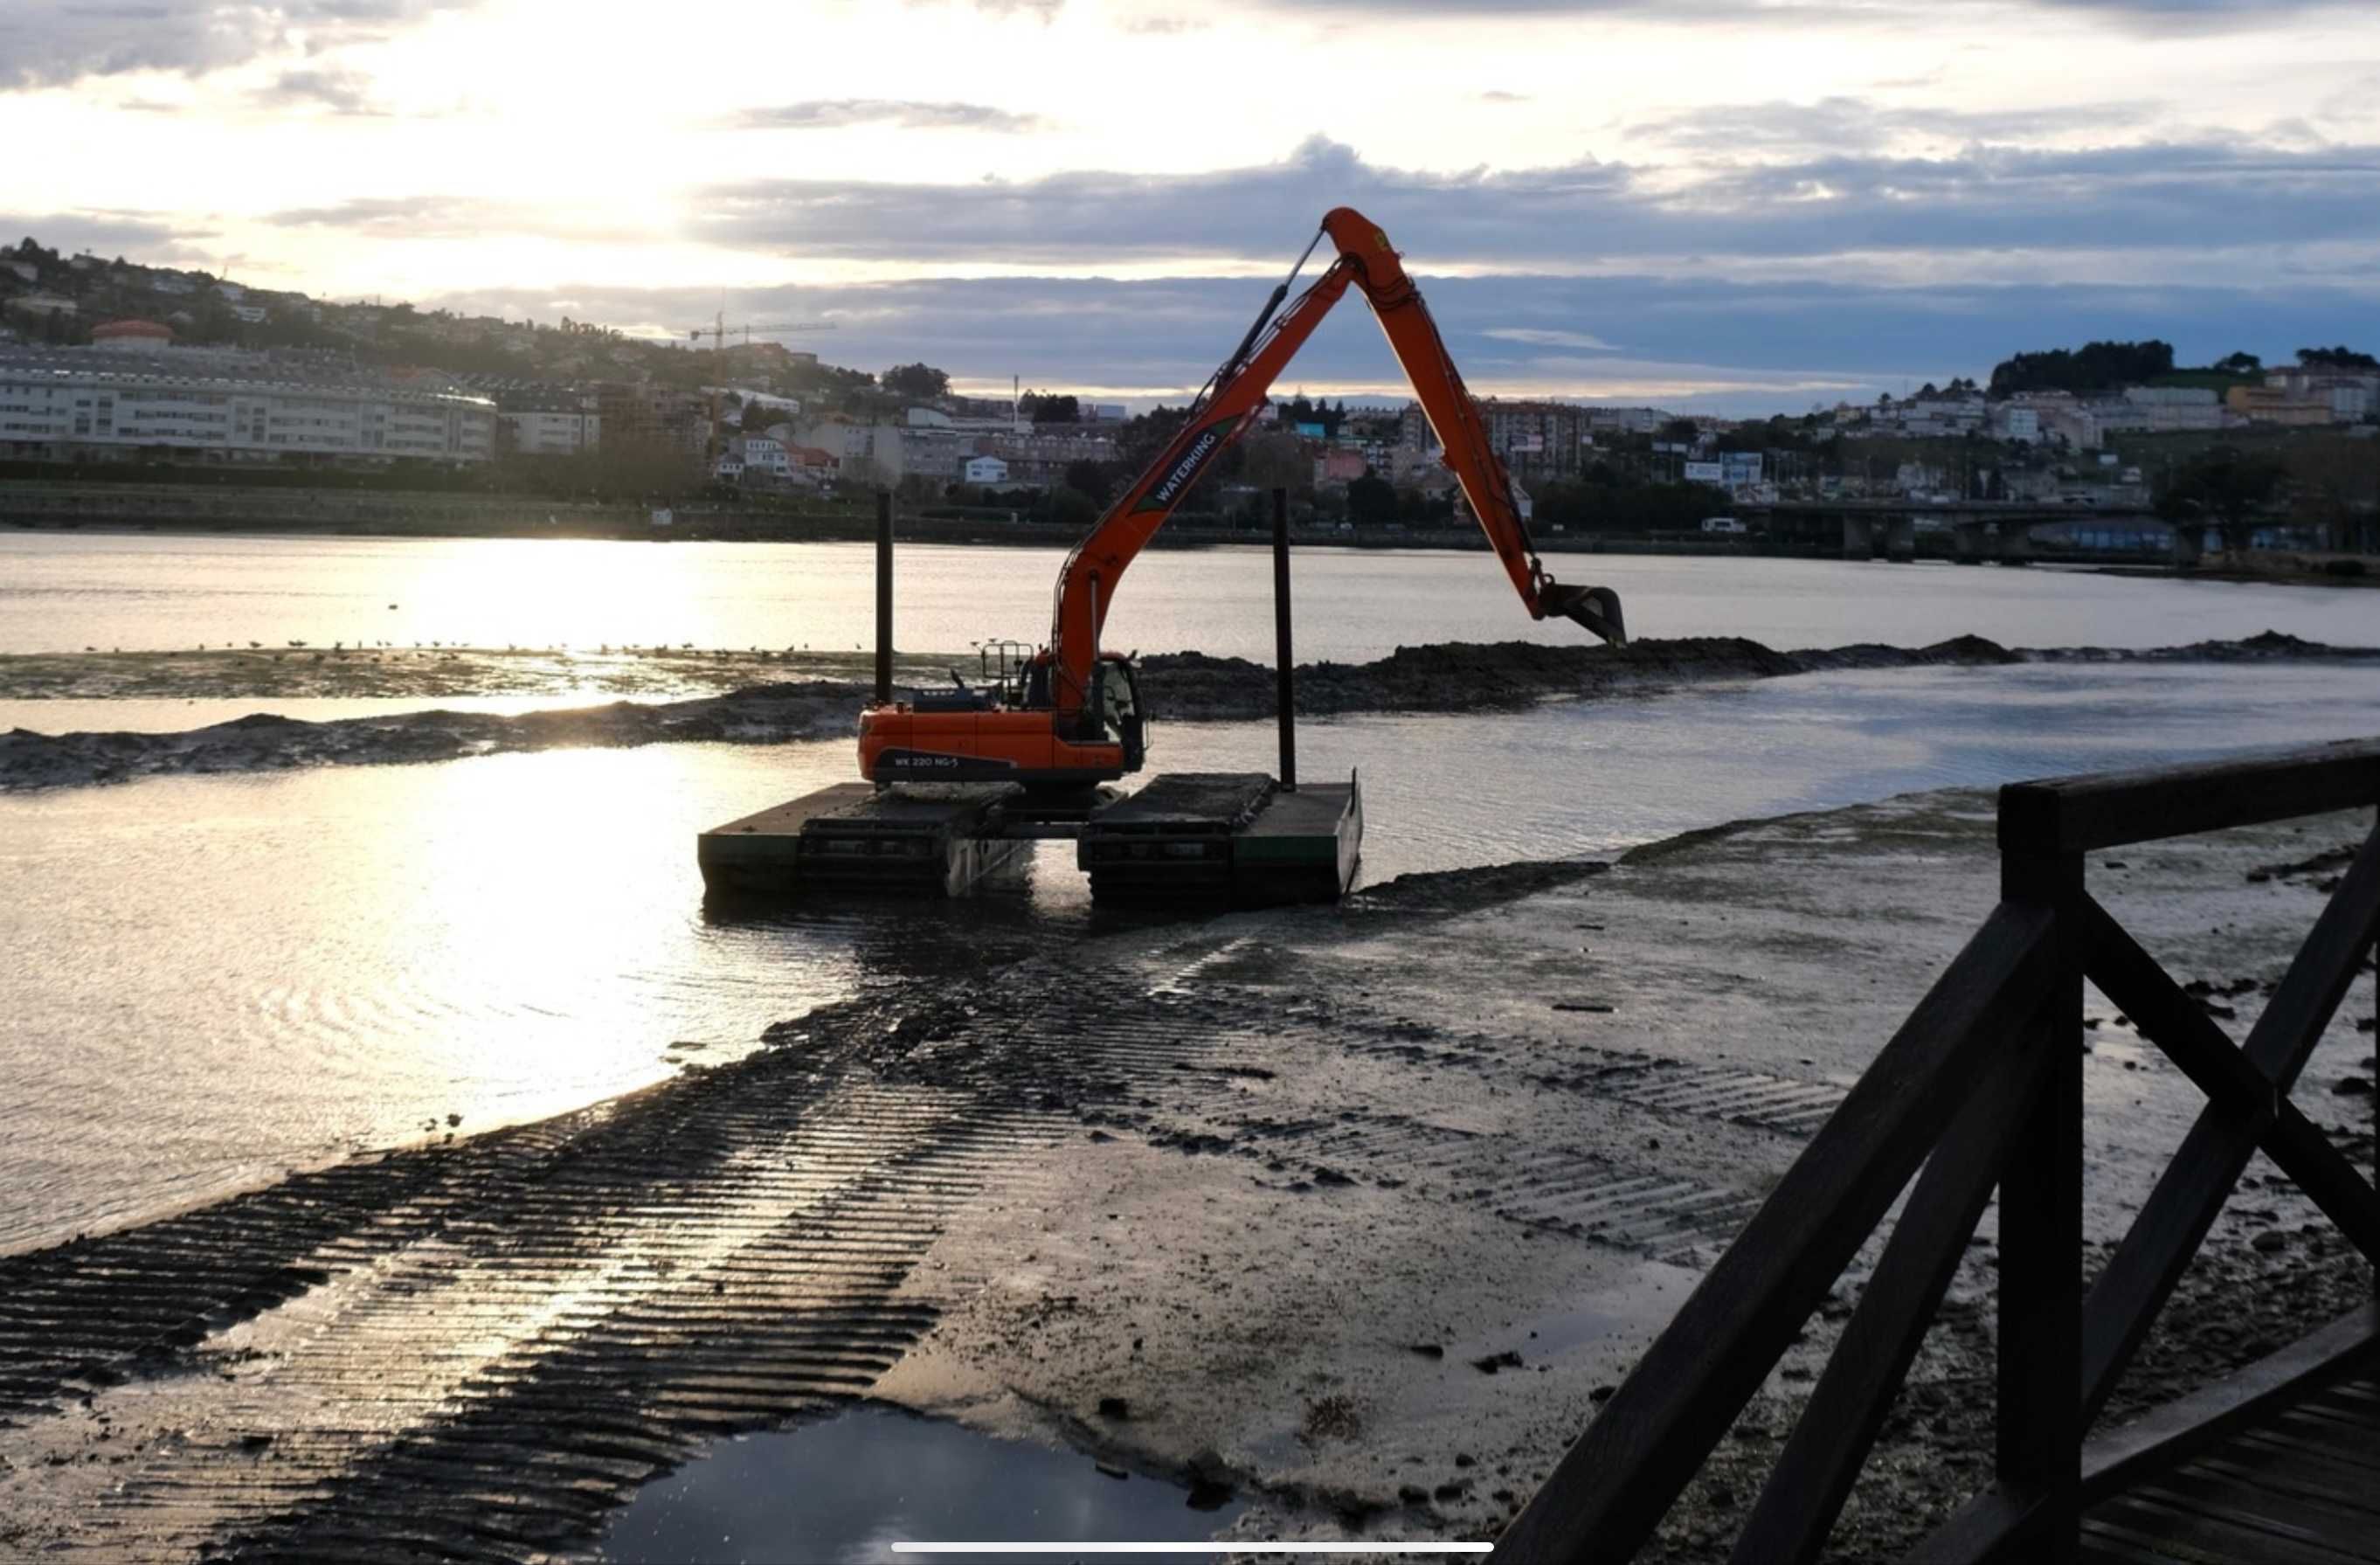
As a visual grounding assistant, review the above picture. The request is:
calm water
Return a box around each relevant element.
[599,1405,1243,1563]
[8,531,2379,662]
[3,537,2378,1253]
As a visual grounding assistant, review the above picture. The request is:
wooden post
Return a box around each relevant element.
[875,489,893,706]
[1996,840,2085,1558]
[1272,487,1296,793]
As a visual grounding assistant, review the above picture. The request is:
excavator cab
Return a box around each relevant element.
[1090,654,1148,772]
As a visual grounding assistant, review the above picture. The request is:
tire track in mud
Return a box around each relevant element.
[0,897,1836,1558]
[1083,980,1839,1264]
[0,959,1241,1562]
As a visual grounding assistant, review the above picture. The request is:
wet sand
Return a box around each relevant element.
[0,787,2369,1561]
[4,631,2373,791]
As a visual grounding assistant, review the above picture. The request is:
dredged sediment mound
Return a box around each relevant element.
[1,630,2369,792]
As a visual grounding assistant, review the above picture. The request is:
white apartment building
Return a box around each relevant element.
[732,434,791,478]
[2089,385,2224,435]
[2264,368,2378,422]
[502,407,601,455]
[0,346,496,465]
[1993,405,2042,443]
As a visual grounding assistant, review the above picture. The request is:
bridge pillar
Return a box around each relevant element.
[1885,517,1917,562]
[1996,523,2034,565]
[1953,524,1985,564]
[1841,515,1874,559]
[2169,523,2203,569]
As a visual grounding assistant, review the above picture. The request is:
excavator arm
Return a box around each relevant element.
[1043,205,1625,718]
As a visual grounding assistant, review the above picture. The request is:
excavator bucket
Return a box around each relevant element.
[1540,584,1628,647]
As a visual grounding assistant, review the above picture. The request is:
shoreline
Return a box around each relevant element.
[3,630,2374,793]
[1,786,2368,1559]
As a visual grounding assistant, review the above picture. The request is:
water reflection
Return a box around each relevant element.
[10,533,2380,661]
[598,1405,1244,1564]
[5,660,2378,1253]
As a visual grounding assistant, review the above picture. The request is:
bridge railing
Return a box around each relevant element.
[1495,737,2380,1565]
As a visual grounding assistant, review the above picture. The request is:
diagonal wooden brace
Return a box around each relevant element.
[2076,825,2380,1429]
[2076,893,2380,1270]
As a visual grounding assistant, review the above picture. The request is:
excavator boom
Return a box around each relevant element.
[1044,205,1624,718]
[855,208,1627,788]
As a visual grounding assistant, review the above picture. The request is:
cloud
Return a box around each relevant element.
[253,68,387,116]
[0,210,198,257]
[426,269,2379,415]
[727,100,1048,133]
[267,196,497,237]
[1622,94,2158,153]
[1479,90,1531,103]
[0,1,473,89]
[1485,327,1619,350]
[1272,0,2361,21]
[264,196,634,244]
[688,132,2380,270]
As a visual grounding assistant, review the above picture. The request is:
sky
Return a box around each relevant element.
[3,0,2376,412]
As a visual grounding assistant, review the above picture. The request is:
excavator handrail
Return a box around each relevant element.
[1042,206,1622,717]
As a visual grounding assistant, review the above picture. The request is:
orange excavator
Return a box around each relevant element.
[857,206,1627,792]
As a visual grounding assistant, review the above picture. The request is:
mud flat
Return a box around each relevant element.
[0,788,2369,1561]
[5,631,2374,791]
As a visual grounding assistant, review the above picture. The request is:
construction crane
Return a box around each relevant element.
[688,311,837,353]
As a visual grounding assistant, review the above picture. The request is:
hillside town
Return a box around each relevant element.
[3,237,2375,550]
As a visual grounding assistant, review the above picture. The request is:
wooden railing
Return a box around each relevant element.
[1497,737,2380,1565]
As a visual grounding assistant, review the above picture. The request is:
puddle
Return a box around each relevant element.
[1453,1259,1703,1367]
[599,1403,1247,1564]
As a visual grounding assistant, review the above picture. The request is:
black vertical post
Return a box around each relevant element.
[1996,837,2084,1560]
[1271,487,1296,792]
[875,490,893,705]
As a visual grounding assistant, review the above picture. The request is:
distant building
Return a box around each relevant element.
[495,386,601,456]
[964,454,1010,486]
[2263,367,2377,422]
[1993,405,2042,444]
[972,425,1120,487]
[1387,443,1444,486]
[3,292,77,322]
[2092,384,2223,434]
[1477,398,1588,481]
[0,344,496,464]
[91,319,174,351]
[733,433,790,478]
[595,381,710,460]
[1586,406,1669,437]
[793,418,967,486]
[1313,449,1366,486]
[786,444,839,481]
[2003,391,2098,450]
[2225,384,2334,426]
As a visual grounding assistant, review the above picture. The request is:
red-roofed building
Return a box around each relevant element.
[92,319,173,350]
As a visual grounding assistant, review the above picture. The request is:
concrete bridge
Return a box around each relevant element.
[1740,498,2198,565]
